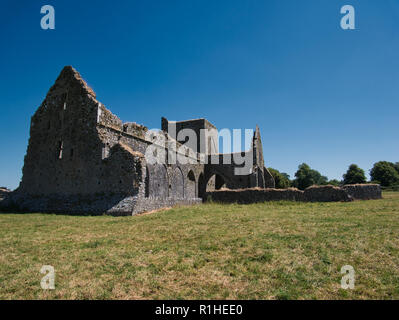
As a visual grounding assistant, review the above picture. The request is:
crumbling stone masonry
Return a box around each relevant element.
[0,66,274,215]
[342,184,382,200]
[205,184,382,204]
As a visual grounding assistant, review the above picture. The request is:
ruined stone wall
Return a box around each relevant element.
[9,65,274,215]
[162,117,218,154]
[19,66,105,196]
[1,192,201,215]
[97,122,204,200]
[342,184,382,200]
[205,188,305,203]
[205,184,382,204]
[303,185,352,202]
[200,124,275,194]
[263,167,275,188]
[101,143,145,195]
[18,67,148,199]
[200,149,274,197]
[123,122,148,138]
[205,153,252,190]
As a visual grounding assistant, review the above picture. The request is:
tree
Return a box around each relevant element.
[370,161,399,187]
[293,163,328,190]
[328,179,341,187]
[394,162,399,175]
[343,164,366,185]
[268,168,290,189]
[281,172,290,180]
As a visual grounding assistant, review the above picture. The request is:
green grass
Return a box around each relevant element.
[1,192,399,300]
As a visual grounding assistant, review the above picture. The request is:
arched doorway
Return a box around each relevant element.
[206,174,226,192]
[198,173,205,199]
[198,172,228,199]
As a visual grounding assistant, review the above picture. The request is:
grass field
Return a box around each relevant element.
[0,192,399,300]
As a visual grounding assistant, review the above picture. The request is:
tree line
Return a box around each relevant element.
[268,161,399,190]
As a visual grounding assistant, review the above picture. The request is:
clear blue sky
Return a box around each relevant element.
[1,0,398,190]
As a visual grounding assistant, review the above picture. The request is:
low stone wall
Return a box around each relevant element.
[205,184,382,204]
[342,184,382,200]
[303,185,352,202]
[0,193,137,216]
[0,184,382,215]
[0,192,202,216]
[205,188,305,204]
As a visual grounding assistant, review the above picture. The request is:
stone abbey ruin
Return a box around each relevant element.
[0,66,381,215]
[1,66,275,215]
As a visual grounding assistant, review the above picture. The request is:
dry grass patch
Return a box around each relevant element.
[0,192,398,299]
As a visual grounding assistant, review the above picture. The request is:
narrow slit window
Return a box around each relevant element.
[63,92,68,110]
[58,141,63,159]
